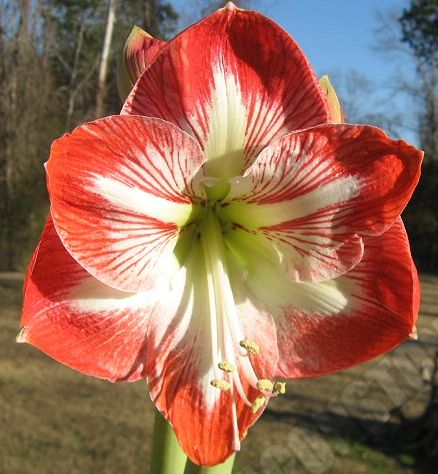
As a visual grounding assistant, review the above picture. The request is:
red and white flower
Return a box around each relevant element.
[20,3,423,467]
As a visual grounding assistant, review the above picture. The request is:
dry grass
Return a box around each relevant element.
[1,275,438,473]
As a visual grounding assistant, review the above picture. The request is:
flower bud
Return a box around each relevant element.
[319,75,345,123]
[117,26,166,101]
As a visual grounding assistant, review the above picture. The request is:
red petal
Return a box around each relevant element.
[274,218,420,378]
[20,217,153,382]
[222,124,423,282]
[122,5,330,173]
[46,115,205,292]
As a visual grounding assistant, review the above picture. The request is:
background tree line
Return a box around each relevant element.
[0,0,436,274]
[391,0,438,275]
[0,0,179,269]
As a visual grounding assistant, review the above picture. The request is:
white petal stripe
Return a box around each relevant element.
[221,175,360,229]
[92,175,194,226]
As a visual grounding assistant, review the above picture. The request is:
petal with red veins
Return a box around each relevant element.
[20,217,157,382]
[238,218,419,378]
[146,231,278,466]
[122,4,330,176]
[46,115,205,292]
[222,124,423,282]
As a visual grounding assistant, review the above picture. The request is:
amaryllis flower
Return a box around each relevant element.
[20,3,423,467]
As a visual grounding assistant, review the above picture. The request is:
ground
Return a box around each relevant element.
[1,274,437,474]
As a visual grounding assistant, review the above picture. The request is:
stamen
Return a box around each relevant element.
[240,339,260,354]
[211,379,231,391]
[205,270,221,380]
[252,395,267,414]
[220,304,253,407]
[200,210,268,446]
[230,371,253,407]
[274,382,287,395]
[257,379,274,392]
[231,398,241,451]
[218,361,235,372]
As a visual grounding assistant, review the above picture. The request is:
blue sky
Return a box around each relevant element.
[262,0,410,85]
[264,0,420,144]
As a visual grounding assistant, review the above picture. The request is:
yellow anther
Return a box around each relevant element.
[218,361,235,372]
[256,379,274,392]
[211,379,231,391]
[251,395,267,414]
[274,382,287,395]
[239,339,260,354]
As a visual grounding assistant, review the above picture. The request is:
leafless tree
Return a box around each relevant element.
[95,0,117,118]
[0,0,56,269]
[374,8,438,158]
